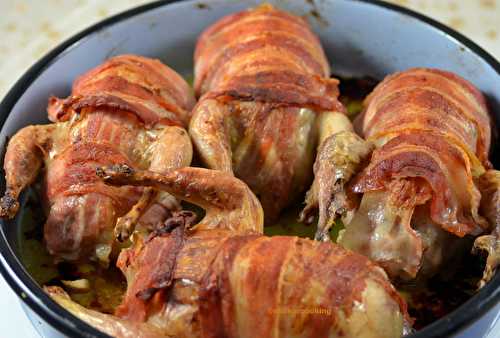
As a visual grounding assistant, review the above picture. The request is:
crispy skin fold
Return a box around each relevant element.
[340,68,491,279]
[190,4,346,221]
[48,54,195,127]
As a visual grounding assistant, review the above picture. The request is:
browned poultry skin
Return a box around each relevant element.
[190,4,347,223]
[308,68,493,280]
[46,164,409,338]
[474,170,500,287]
[0,55,195,263]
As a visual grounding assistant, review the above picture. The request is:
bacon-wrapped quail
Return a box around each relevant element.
[0,55,195,263]
[190,4,349,222]
[306,68,495,280]
[46,164,410,338]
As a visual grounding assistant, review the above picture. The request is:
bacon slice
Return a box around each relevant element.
[45,142,140,208]
[360,68,491,171]
[48,55,195,128]
[353,131,487,237]
[116,218,188,321]
[194,4,343,111]
[199,234,408,338]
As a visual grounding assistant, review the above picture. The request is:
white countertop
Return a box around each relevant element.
[0,0,499,337]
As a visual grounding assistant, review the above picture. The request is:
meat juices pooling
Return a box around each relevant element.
[0,55,195,263]
[190,4,352,223]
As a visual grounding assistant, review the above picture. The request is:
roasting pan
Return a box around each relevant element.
[0,0,499,337]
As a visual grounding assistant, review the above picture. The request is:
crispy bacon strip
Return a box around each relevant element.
[49,54,195,127]
[338,68,491,279]
[194,5,335,103]
[116,212,192,322]
[190,4,346,222]
[360,68,490,168]
[45,141,141,208]
[353,131,487,237]
[199,234,408,338]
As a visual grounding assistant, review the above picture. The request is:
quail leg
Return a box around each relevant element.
[300,111,373,241]
[97,165,263,234]
[1,124,57,218]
